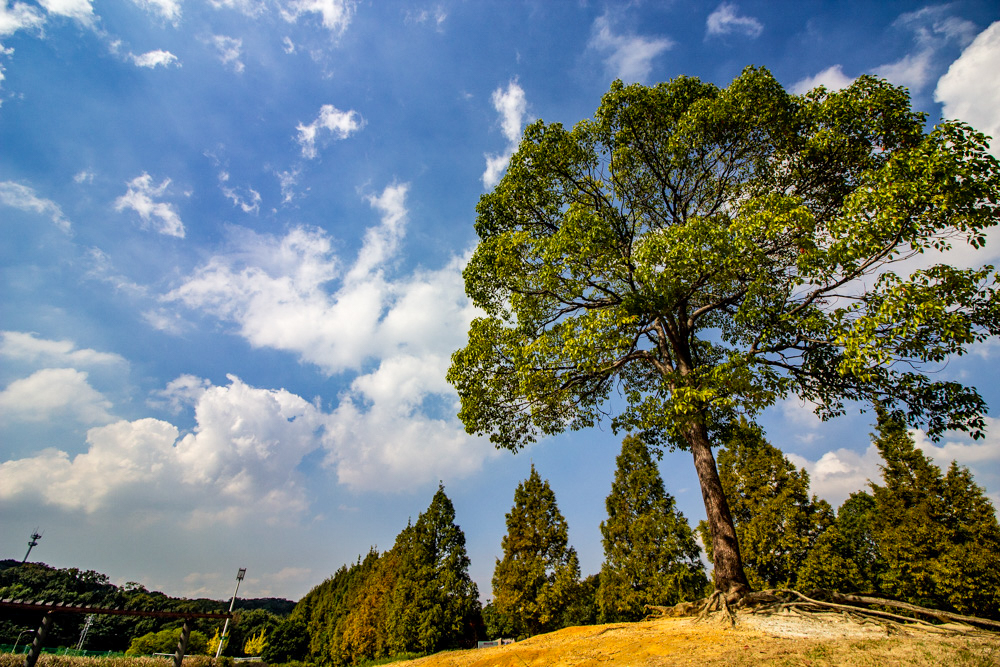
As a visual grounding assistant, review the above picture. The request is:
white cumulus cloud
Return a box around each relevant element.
[589,14,673,83]
[0,2,45,36]
[296,104,363,159]
[482,80,527,189]
[114,172,186,238]
[0,376,323,519]
[705,2,763,38]
[791,64,854,95]
[162,184,493,490]
[0,181,71,232]
[37,0,94,24]
[786,444,883,508]
[0,368,115,425]
[936,21,1000,159]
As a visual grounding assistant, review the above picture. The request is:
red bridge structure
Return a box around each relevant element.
[1,598,231,667]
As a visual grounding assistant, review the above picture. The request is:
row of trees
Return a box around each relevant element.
[703,414,1000,618]
[289,416,999,665]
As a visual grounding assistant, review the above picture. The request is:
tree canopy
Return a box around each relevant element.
[448,66,1000,595]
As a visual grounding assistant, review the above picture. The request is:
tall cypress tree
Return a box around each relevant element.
[492,465,580,637]
[598,435,706,622]
[870,413,1000,617]
[699,422,833,590]
[387,484,480,654]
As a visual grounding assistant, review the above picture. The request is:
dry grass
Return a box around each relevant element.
[397,612,1000,667]
[3,615,997,667]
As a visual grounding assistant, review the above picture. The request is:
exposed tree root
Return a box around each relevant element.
[645,589,1000,637]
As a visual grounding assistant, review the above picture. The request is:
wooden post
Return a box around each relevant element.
[23,611,54,667]
[173,620,191,667]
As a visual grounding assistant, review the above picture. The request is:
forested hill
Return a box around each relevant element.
[0,560,294,651]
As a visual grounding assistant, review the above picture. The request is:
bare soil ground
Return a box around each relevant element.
[397,612,1000,667]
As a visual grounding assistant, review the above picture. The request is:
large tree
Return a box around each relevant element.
[491,465,580,637]
[599,435,706,621]
[448,66,1000,596]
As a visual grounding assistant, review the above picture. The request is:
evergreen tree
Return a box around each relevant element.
[699,422,832,590]
[261,617,308,664]
[870,413,1000,617]
[492,465,581,637]
[338,549,398,663]
[598,435,707,622]
[797,491,881,593]
[387,484,480,654]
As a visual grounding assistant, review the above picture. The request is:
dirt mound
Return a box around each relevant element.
[398,612,999,666]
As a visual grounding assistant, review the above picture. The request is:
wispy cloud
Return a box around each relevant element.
[296,104,364,159]
[0,181,71,232]
[482,80,527,189]
[405,5,447,31]
[131,49,180,68]
[210,34,244,73]
[281,0,355,37]
[874,5,979,92]
[130,0,181,24]
[588,14,673,83]
[705,2,763,39]
[1,331,126,367]
[114,172,186,238]
[209,0,266,18]
[218,171,261,214]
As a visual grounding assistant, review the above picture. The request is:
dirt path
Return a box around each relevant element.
[397,612,999,667]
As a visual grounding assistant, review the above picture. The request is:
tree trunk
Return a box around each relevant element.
[683,419,751,596]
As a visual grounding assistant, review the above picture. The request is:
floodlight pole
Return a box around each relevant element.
[22,531,42,564]
[215,568,246,659]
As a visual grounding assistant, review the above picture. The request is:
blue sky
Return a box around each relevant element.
[2,0,1000,604]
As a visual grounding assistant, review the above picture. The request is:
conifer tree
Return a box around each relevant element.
[797,491,881,593]
[699,422,832,590]
[387,484,480,654]
[598,435,706,621]
[492,465,581,637]
[870,413,1000,617]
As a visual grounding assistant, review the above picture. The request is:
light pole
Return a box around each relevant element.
[22,530,42,564]
[215,568,246,659]
[13,629,34,654]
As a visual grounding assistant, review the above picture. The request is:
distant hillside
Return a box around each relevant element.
[0,560,293,652]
